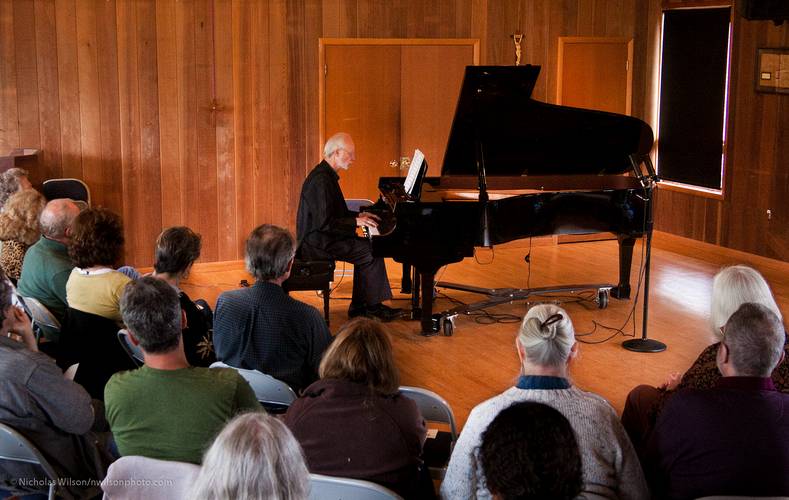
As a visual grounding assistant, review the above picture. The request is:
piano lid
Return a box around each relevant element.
[441,65,655,177]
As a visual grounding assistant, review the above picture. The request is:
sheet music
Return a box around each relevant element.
[403,149,425,196]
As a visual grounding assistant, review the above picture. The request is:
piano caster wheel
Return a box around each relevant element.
[442,315,456,336]
[597,289,609,309]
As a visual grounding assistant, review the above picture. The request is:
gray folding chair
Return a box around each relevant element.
[399,385,458,479]
[14,295,60,342]
[117,329,144,367]
[309,473,402,500]
[209,362,297,413]
[42,178,91,209]
[0,422,58,500]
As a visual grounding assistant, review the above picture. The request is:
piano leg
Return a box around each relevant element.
[420,271,437,334]
[411,270,421,320]
[401,262,413,294]
[612,236,635,299]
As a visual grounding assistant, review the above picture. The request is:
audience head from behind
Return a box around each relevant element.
[0,167,32,210]
[153,226,202,281]
[0,189,46,243]
[120,276,183,357]
[319,316,400,395]
[481,401,583,500]
[68,207,125,269]
[517,304,578,375]
[711,265,782,341]
[718,302,785,378]
[245,224,296,285]
[39,198,81,244]
[191,412,310,500]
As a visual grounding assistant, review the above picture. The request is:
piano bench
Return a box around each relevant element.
[283,259,335,326]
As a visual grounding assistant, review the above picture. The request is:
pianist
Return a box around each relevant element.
[296,132,401,322]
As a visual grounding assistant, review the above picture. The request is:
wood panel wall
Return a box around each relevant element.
[0,0,665,266]
[652,3,789,261]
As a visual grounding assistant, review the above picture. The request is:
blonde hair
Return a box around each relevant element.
[190,412,310,500]
[517,304,576,367]
[710,265,782,341]
[0,189,46,245]
[319,317,400,395]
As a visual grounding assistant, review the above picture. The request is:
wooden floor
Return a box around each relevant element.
[180,231,789,429]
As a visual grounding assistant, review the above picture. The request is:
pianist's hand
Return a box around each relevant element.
[356,212,380,229]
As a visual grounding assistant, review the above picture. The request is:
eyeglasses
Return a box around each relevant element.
[337,147,356,161]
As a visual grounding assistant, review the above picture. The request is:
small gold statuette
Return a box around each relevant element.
[511,31,524,66]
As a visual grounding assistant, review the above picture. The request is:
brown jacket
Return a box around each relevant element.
[284,378,426,497]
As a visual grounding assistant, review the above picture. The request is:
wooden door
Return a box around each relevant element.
[557,37,633,244]
[557,37,633,115]
[324,45,401,201]
[401,45,475,177]
[321,39,479,200]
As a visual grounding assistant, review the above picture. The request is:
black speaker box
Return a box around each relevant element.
[738,0,789,25]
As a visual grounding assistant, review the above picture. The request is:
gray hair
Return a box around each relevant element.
[39,199,80,239]
[120,276,182,354]
[323,132,352,158]
[711,265,782,340]
[518,304,576,367]
[245,225,295,281]
[722,302,785,377]
[190,412,310,500]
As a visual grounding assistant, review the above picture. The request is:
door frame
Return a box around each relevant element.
[318,38,480,160]
[556,37,634,115]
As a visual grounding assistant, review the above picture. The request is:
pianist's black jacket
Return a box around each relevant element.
[296,160,358,259]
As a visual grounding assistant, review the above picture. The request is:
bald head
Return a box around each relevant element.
[40,198,81,241]
[323,132,356,171]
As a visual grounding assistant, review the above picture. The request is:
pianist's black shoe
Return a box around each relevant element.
[348,303,404,322]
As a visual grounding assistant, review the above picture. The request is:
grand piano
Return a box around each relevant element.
[369,65,658,335]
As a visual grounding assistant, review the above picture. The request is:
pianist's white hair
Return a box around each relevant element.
[323,132,353,158]
[517,304,575,368]
[710,265,782,341]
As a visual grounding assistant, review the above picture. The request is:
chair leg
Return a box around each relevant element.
[322,286,330,327]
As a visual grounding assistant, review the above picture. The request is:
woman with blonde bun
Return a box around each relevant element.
[441,303,648,500]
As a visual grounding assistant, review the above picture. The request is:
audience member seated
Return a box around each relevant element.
[284,317,428,499]
[0,189,46,282]
[16,199,81,338]
[646,302,789,499]
[66,207,130,323]
[151,226,215,367]
[0,271,112,499]
[191,412,310,500]
[105,277,259,464]
[441,304,648,500]
[0,167,32,211]
[214,224,332,392]
[480,401,583,500]
[622,264,787,458]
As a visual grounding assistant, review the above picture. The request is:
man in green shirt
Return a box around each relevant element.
[17,199,80,341]
[105,276,259,464]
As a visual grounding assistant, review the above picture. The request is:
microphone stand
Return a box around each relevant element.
[623,155,666,353]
